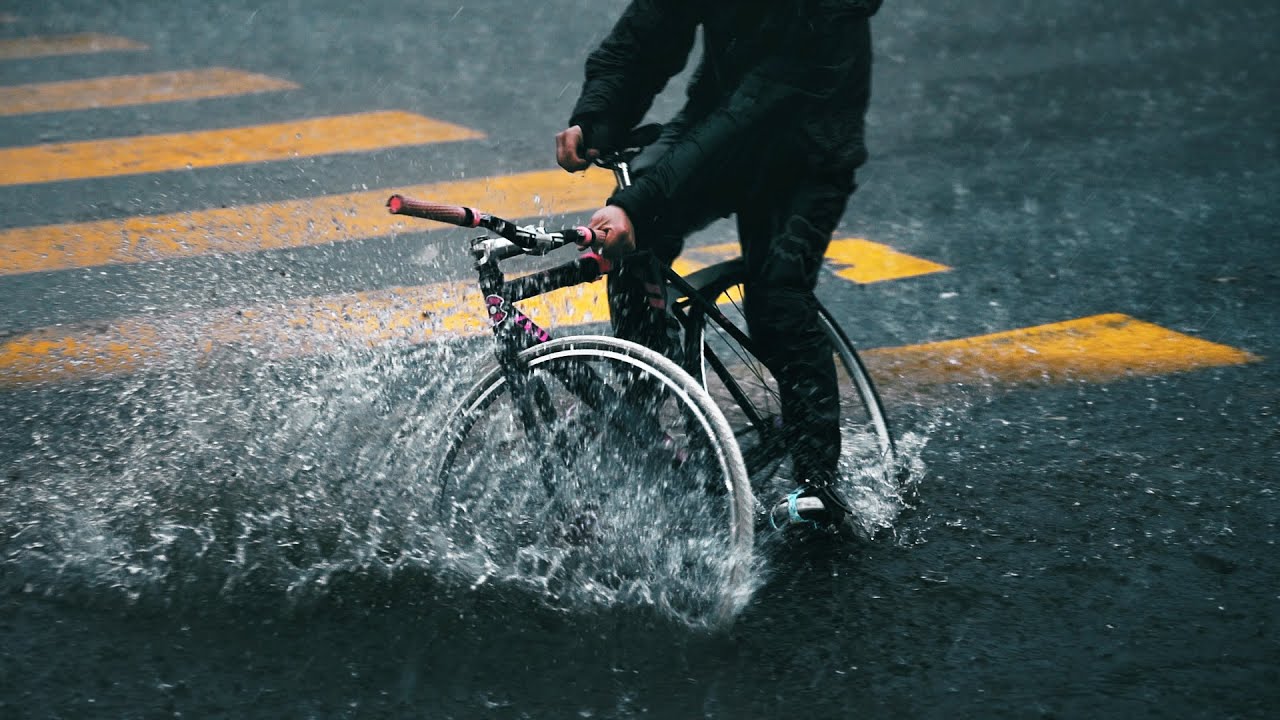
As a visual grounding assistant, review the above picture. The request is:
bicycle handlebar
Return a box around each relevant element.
[387,195,482,227]
[386,194,599,256]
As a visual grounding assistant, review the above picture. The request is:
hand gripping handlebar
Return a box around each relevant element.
[386,194,609,276]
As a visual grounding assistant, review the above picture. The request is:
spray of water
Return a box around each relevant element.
[1,339,932,628]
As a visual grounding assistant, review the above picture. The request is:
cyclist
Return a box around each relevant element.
[556,0,882,530]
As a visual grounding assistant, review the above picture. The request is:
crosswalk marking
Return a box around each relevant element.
[406,239,947,332]
[681,240,949,286]
[0,283,478,385]
[230,240,945,342]
[0,244,669,386]
[0,110,483,187]
[826,238,950,283]
[0,33,146,60]
[0,262,1259,389]
[866,313,1259,386]
[0,68,299,117]
[0,168,615,275]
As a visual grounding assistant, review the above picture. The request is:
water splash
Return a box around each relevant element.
[1,340,934,627]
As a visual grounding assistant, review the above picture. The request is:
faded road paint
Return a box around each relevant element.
[0,303,1258,389]
[826,238,951,284]
[867,313,1261,386]
[0,33,146,60]
[687,239,949,286]
[0,68,298,117]
[0,110,482,186]
[0,168,615,275]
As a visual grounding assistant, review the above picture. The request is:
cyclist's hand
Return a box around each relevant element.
[556,125,599,172]
[587,205,635,259]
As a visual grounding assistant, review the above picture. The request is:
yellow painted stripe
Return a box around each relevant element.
[678,238,948,285]
[0,283,488,385]
[826,238,950,284]
[0,304,1260,388]
[866,313,1260,386]
[0,33,146,60]
[0,251,698,384]
[0,168,615,276]
[456,235,934,329]
[0,110,482,187]
[0,68,299,117]
[0,278,653,385]
[0,255,671,386]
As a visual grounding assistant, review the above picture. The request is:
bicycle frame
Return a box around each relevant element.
[386,159,781,466]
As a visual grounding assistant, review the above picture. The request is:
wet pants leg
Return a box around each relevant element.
[604,115,857,491]
[737,172,856,490]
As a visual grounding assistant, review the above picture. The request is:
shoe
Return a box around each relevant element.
[768,485,850,530]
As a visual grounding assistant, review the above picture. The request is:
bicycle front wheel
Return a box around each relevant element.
[680,262,897,498]
[430,335,754,626]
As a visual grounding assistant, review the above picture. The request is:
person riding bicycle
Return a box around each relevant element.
[556,0,882,529]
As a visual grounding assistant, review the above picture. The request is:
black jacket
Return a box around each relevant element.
[570,0,882,242]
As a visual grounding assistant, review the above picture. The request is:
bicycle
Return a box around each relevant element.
[384,132,896,622]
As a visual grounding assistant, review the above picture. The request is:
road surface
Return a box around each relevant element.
[0,1,1276,717]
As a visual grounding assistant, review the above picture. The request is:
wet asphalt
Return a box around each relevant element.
[1,1,1278,718]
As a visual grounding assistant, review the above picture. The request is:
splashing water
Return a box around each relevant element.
[0,340,931,627]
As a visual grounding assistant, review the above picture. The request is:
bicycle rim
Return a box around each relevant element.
[689,281,897,496]
[430,336,754,626]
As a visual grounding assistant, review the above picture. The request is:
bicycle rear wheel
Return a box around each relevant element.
[429,335,753,625]
[678,261,897,500]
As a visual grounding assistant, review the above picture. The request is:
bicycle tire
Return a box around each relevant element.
[430,335,754,625]
[678,261,897,497]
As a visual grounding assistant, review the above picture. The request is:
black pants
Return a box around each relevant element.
[609,121,855,488]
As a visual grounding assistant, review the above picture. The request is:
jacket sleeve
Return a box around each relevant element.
[569,0,699,150]
[609,5,875,244]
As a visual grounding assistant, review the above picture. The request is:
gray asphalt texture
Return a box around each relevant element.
[1,1,1278,718]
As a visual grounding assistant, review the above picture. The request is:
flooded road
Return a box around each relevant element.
[1,1,1277,717]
